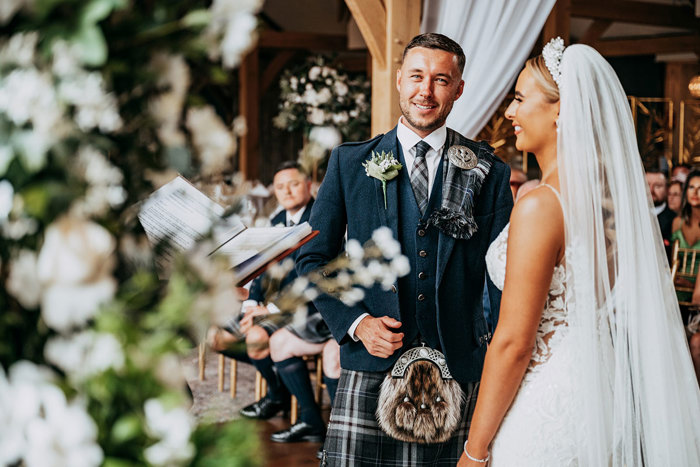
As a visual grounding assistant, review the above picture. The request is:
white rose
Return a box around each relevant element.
[308,66,321,81]
[6,249,41,309]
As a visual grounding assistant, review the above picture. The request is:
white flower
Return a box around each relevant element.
[0,68,57,128]
[143,399,195,466]
[308,66,321,81]
[6,249,41,308]
[372,227,402,259]
[0,145,12,176]
[51,40,81,77]
[186,106,235,175]
[331,112,349,125]
[308,125,341,150]
[0,179,13,222]
[316,87,332,104]
[149,53,190,147]
[37,217,117,332]
[44,331,124,382]
[333,81,349,97]
[204,0,262,69]
[0,361,102,467]
[58,72,123,133]
[345,238,364,261]
[340,287,365,306]
[307,107,326,125]
[0,0,29,25]
[78,146,124,186]
[390,255,411,277]
[0,32,37,67]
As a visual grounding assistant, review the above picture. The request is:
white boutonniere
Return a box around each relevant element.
[362,150,402,209]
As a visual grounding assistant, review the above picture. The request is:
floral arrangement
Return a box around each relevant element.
[0,1,265,465]
[273,55,370,144]
[0,3,408,466]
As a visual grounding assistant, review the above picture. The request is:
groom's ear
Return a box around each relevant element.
[396,68,402,93]
[454,79,465,100]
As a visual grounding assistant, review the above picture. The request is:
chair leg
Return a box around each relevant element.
[290,395,298,425]
[217,354,225,392]
[230,359,237,398]
[255,371,262,400]
[315,354,324,404]
[198,342,206,381]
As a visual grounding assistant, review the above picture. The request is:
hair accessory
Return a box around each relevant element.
[542,37,565,87]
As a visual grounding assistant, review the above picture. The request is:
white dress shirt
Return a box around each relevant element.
[347,118,447,341]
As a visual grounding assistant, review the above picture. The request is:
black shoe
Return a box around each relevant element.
[270,422,325,443]
[239,397,286,419]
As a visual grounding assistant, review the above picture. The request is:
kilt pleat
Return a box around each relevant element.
[321,368,478,466]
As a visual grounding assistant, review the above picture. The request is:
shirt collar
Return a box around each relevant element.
[286,205,306,226]
[396,117,447,154]
[653,202,667,216]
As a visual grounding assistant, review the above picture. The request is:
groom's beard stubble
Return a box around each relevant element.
[399,97,455,134]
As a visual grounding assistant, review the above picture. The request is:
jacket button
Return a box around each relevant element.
[417,293,425,301]
[417,229,426,237]
[418,272,426,280]
[391,285,397,293]
[419,250,427,257]
[322,270,330,277]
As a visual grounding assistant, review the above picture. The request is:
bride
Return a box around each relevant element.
[458,39,700,466]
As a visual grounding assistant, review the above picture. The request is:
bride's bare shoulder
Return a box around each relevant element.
[510,186,564,238]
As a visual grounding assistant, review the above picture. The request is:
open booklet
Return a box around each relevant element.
[137,175,317,285]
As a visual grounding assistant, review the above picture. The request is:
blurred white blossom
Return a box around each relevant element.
[0,361,103,467]
[204,0,262,69]
[44,331,124,383]
[308,125,342,150]
[149,53,190,147]
[72,146,126,217]
[143,399,195,467]
[0,0,30,25]
[57,71,123,132]
[186,106,235,176]
[0,179,13,222]
[372,226,402,259]
[6,249,41,308]
[0,32,37,67]
[37,217,117,333]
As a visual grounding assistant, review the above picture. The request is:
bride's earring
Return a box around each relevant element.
[555,117,560,133]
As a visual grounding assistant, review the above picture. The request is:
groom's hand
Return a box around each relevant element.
[355,316,403,358]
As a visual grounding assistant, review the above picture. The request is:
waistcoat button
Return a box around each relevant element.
[419,250,427,257]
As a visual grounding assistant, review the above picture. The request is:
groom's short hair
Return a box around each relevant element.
[403,33,465,74]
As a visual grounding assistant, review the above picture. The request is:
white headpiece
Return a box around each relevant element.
[542,37,565,87]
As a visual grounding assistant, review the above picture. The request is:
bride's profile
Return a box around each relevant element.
[458,38,700,466]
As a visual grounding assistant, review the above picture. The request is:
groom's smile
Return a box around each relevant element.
[396,46,464,139]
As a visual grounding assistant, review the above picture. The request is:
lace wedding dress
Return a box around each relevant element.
[484,185,579,466]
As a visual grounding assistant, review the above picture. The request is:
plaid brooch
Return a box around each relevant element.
[426,129,492,240]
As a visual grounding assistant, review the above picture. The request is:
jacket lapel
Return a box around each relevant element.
[371,128,400,240]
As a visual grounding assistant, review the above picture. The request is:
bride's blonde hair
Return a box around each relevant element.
[525,55,559,103]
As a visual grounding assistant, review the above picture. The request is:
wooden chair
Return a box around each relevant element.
[670,240,700,307]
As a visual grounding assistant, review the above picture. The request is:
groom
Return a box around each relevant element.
[296,33,512,465]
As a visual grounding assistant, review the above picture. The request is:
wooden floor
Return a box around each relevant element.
[187,349,328,466]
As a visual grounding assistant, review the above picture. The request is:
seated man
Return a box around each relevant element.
[208,161,339,420]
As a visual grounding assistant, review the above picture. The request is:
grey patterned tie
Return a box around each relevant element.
[410,140,431,215]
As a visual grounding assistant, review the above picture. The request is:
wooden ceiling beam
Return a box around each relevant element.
[258,31,347,50]
[571,0,700,30]
[590,34,700,57]
[578,19,612,45]
[344,0,387,68]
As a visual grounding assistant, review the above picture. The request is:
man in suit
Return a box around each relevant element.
[646,170,675,246]
[208,162,338,421]
[296,33,512,465]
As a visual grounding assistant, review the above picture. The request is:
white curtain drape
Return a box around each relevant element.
[421,0,556,138]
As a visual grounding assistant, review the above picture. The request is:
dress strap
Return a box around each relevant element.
[536,183,564,210]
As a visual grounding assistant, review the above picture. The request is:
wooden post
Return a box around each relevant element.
[346,0,421,136]
[543,0,571,44]
[238,48,260,180]
[217,354,225,392]
[198,342,206,381]
[230,359,238,398]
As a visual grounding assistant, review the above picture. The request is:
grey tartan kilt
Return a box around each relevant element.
[224,312,331,344]
[321,368,478,467]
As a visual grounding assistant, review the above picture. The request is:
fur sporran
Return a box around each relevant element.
[376,348,465,444]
